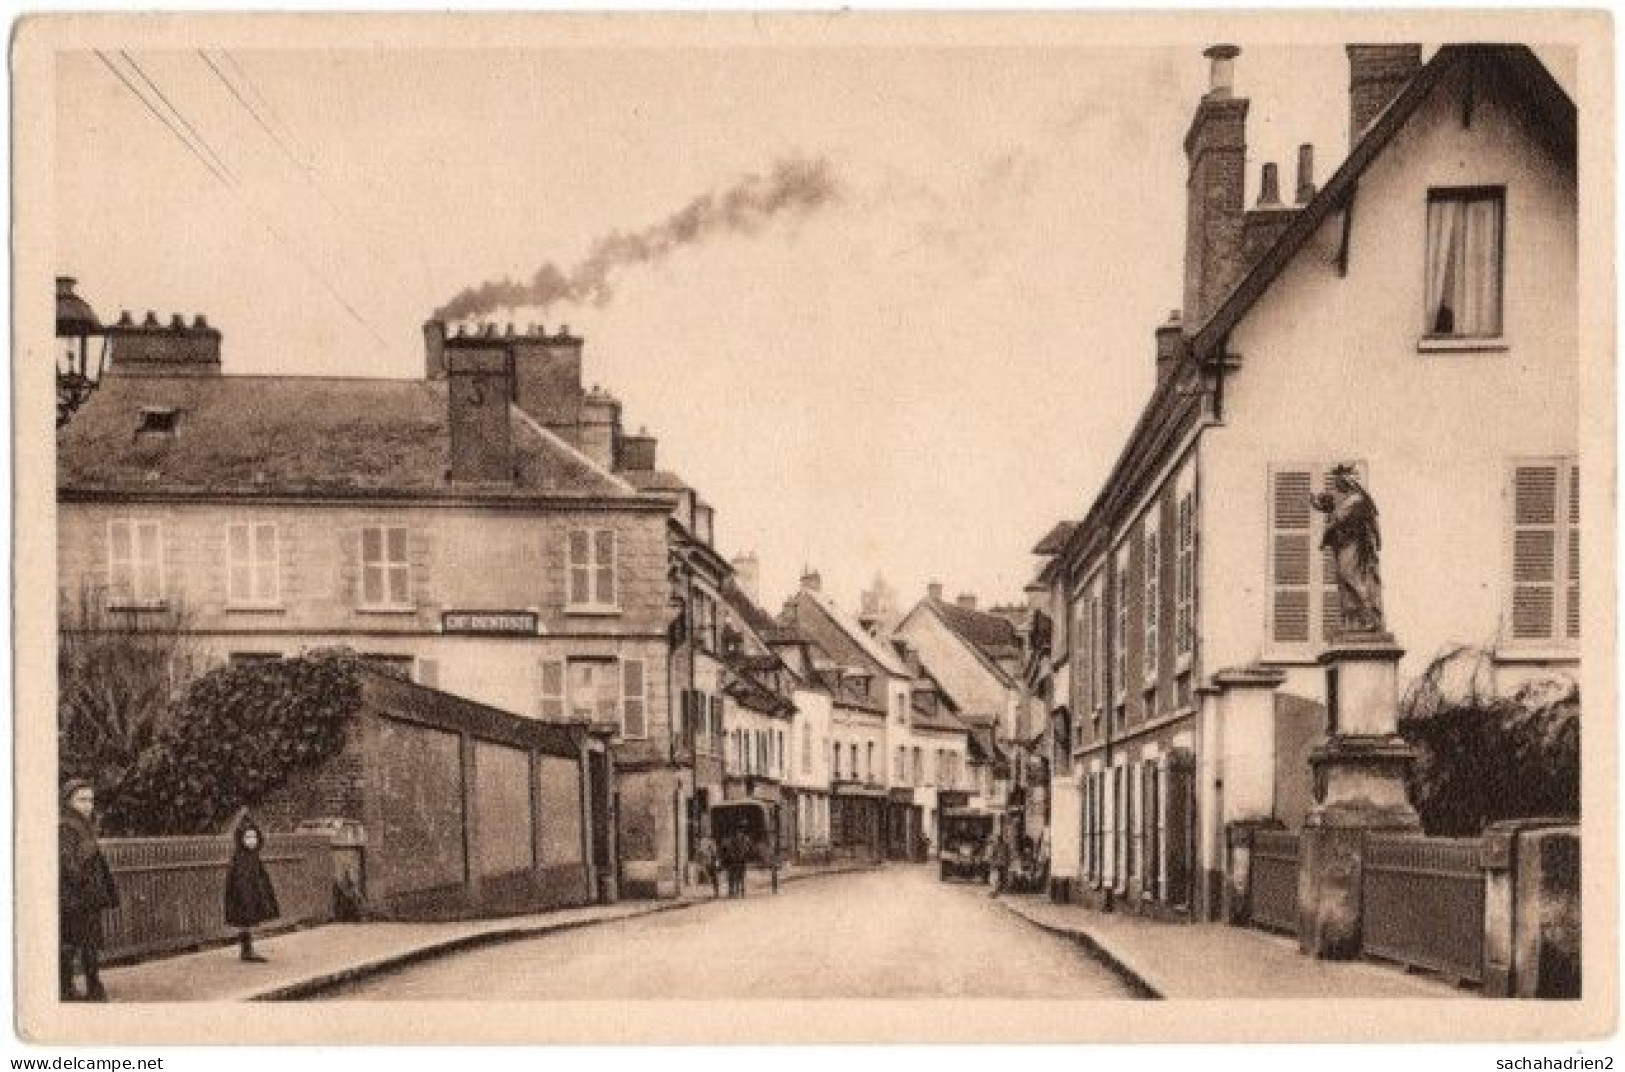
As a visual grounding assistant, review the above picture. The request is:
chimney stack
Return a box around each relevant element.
[801,567,822,593]
[1295,144,1316,204]
[1347,45,1423,147]
[927,581,943,603]
[1182,45,1250,329]
[957,593,978,612]
[1257,162,1281,207]
[579,386,622,473]
[104,309,222,377]
[732,553,761,604]
[617,427,658,472]
[1155,310,1186,384]
[423,320,447,379]
[445,335,517,484]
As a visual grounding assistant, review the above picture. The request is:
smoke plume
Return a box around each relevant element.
[435,155,840,321]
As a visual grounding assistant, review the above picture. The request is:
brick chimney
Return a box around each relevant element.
[957,593,978,611]
[732,553,761,603]
[445,334,516,484]
[1155,310,1185,383]
[511,325,586,440]
[1183,45,1250,330]
[423,319,447,379]
[579,385,622,472]
[105,310,222,377]
[618,427,658,472]
[1347,45,1422,147]
[1242,162,1300,268]
[801,567,822,593]
[1295,144,1316,204]
[927,581,943,603]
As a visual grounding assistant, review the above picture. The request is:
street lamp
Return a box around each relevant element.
[57,276,107,428]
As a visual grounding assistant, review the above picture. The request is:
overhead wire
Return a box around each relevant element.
[92,50,390,351]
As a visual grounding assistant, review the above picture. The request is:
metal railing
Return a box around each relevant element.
[1362,835,1485,984]
[1250,829,1301,934]
[99,833,334,962]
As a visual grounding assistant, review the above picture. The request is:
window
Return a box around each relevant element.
[849,743,858,781]
[776,730,785,774]
[1269,464,1366,648]
[538,658,633,733]
[912,746,923,787]
[832,741,842,780]
[894,746,906,783]
[361,526,410,608]
[108,519,164,605]
[801,722,812,773]
[568,529,617,609]
[1175,487,1198,665]
[1142,523,1161,688]
[1510,460,1580,645]
[1425,188,1504,338]
[227,522,279,607]
[866,742,875,783]
[710,695,723,753]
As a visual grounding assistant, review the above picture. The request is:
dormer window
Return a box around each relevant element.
[138,406,179,435]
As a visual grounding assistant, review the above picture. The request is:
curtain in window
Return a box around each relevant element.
[1426,195,1502,336]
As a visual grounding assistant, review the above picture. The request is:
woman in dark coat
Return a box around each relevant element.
[224,816,280,962]
[60,779,118,1001]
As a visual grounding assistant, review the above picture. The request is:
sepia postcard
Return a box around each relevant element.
[12,8,1617,1046]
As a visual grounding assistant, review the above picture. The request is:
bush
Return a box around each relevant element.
[103,649,363,835]
[1399,647,1579,836]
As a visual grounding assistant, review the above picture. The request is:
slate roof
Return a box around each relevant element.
[623,468,691,493]
[792,587,911,678]
[1031,521,1075,555]
[931,599,1023,667]
[59,374,640,501]
[721,579,786,646]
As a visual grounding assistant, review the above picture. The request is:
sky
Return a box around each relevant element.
[54,40,1577,616]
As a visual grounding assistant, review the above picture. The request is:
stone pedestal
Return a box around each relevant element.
[1298,634,1421,959]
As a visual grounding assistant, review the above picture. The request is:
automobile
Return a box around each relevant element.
[937,808,996,882]
[710,799,782,892]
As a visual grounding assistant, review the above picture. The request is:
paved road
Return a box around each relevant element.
[326,864,1138,999]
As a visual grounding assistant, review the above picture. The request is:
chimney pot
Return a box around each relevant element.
[1203,44,1241,98]
[193,314,209,329]
[1258,162,1281,207]
[170,314,186,330]
[482,323,497,338]
[117,310,133,327]
[143,311,159,327]
[505,322,515,336]
[56,276,75,297]
[1295,144,1316,203]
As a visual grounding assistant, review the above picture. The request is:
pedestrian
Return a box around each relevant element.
[696,834,720,898]
[224,814,280,962]
[988,835,1011,898]
[726,830,751,898]
[59,778,118,1002]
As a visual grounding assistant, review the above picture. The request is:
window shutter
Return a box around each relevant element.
[1176,489,1197,658]
[108,520,133,601]
[254,523,278,601]
[539,658,565,720]
[1113,565,1129,701]
[386,528,410,605]
[1271,470,1314,644]
[416,657,439,689]
[622,659,646,738]
[1511,464,1560,641]
[361,527,383,605]
[597,662,622,725]
[1143,526,1160,685]
[228,523,252,602]
[594,530,616,605]
[1566,463,1581,640]
[135,521,164,602]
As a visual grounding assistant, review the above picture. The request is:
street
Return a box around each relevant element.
[323,864,1139,1000]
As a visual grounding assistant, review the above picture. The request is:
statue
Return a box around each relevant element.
[1310,464,1384,636]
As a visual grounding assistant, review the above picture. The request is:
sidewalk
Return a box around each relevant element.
[996,894,1471,1000]
[103,860,871,1002]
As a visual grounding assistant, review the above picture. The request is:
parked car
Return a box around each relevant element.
[938,808,995,883]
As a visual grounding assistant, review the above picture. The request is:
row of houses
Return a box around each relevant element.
[1020,43,1578,919]
[55,275,1035,912]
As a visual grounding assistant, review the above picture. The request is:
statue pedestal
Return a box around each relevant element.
[1298,635,1421,959]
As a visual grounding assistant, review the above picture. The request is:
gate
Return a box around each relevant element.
[1249,829,1300,934]
[1361,835,1484,984]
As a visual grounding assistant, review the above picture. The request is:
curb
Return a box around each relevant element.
[993,898,1163,1000]
[256,862,878,1000]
